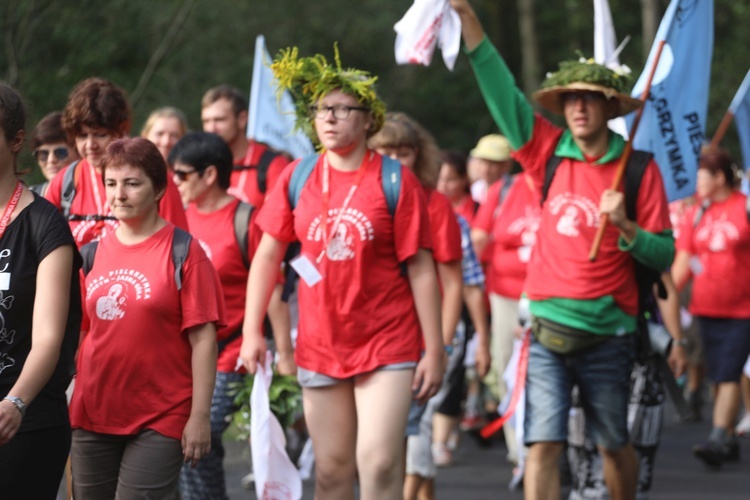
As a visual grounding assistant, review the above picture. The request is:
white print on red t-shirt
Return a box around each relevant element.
[71,219,119,244]
[197,239,213,261]
[96,283,127,320]
[307,208,375,262]
[87,269,152,304]
[696,217,739,253]
[548,193,600,238]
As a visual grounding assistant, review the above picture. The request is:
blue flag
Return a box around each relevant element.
[247,35,314,159]
[730,70,750,172]
[626,0,713,202]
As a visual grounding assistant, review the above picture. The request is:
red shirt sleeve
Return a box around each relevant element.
[256,161,299,243]
[427,189,462,263]
[394,167,432,262]
[512,115,564,192]
[472,179,503,233]
[180,237,226,332]
[264,154,291,201]
[634,160,672,233]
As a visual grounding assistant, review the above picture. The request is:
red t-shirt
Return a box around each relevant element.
[514,116,671,316]
[186,198,262,372]
[70,225,225,440]
[256,152,431,378]
[473,173,541,299]
[425,188,462,264]
[454,194,478,226]
[45,159,188,248]
[676,191,750,318]
[228,141,290,208]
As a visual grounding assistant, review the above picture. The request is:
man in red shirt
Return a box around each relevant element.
[451,1,675,499]
[200,85,290,208]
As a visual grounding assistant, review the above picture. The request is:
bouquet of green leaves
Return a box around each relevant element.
[229,371,303,441]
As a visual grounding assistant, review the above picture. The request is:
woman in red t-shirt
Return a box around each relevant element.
[69,138,223,498]
[437,149,479,225]
[240,49,444,500]
[673,149,750,467]
[45,78,188,247]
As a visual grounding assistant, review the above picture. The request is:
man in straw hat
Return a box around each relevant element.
[449,1,674,499]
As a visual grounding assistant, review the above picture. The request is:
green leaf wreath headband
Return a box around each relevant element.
[270,43,387,145]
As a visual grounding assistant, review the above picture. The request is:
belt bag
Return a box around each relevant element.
[532,317,607,355]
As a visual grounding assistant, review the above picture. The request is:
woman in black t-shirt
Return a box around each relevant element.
[0,84,81,499]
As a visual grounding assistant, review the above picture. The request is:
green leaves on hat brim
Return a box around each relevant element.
[270,43,386,145]
[540,57,632,94]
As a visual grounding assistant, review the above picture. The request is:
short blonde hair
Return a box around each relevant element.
[140,106,188,138]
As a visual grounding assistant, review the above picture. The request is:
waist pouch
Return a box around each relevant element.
[532,317,607,355]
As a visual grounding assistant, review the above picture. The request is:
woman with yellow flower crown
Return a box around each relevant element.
[239,46,445,499]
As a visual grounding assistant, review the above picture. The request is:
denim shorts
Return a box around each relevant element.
[697,316,750,383]
[524,333,635,450]
[296,362,416,388]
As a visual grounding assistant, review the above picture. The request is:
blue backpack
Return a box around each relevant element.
[287,154,402,216]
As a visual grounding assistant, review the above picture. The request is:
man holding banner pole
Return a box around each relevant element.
[449,1,674,498]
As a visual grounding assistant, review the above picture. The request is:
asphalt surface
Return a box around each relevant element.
[224,401,750,499]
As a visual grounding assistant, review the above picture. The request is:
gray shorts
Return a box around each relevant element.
[297,362,416,388]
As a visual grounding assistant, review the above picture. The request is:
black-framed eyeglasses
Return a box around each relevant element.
[173,169,200,181]
[309,105,370,120]
[33,147,69,163]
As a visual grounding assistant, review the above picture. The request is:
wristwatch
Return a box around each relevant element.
[674,339,689,348]
[2,396,26,417]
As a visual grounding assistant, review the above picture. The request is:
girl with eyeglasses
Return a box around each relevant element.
[28,111,80,197]
[240,47,444,500]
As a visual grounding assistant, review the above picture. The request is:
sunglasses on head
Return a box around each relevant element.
[33,147,69,163]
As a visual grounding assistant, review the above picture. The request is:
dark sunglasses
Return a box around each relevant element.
[173,169,200,181]
[33,147,69,163]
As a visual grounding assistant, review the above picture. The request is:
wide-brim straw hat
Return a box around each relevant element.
[533,82,642,117]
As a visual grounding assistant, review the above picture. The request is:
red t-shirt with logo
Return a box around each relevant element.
[256,152,431,378]
[454,194,478,226]
[473,173,541,299]
[228,141,290,208]
[186,198,262,372]
[45,159,188,248]
[70,224,225,440]
[425,188,462,264]
[514,116,671,316]
[676,191,750,318]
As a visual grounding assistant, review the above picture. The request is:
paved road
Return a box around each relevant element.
[225,401,750,499]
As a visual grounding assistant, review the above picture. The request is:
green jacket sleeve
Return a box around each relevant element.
[619,228,675,271]
[466,37,535,150]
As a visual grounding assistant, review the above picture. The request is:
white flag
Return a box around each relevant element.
[247,35,314,159]
[593,0,629,137]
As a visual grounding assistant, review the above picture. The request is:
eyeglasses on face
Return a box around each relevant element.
[562,92,606,106]
[33,147,69,163]
[172,169,200,181]
[309,104,370,120]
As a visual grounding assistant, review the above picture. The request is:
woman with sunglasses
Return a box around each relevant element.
[240,47,444,500]
[45,78,188,248]
[0,84,81,499]
[29,111,79,197]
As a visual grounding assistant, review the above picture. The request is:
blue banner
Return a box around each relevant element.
[626,0,714,202]
[247,35,314,159]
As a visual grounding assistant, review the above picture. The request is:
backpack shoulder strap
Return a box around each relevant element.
[60,160,81,218]
[255,149,278,194]
[623,150,653,222]
[288,154,319,210]
[746,193,750,224]
[498,173,516,207]
[80,240,99,277]
[380,155,402,218]
[541,155,564,205]
[171,227,192,291]
[233,201,255,270]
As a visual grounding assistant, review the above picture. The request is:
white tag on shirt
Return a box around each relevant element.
[290,254,323,287]
[689,255,703,275]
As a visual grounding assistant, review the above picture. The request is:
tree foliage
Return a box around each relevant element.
[3,0,747,180]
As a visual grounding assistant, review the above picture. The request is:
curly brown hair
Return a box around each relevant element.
[62,78,131,140]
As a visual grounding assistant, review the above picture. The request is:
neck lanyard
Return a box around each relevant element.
[89,162,108,216]
[317,151,371,263]
[0,182,23,240]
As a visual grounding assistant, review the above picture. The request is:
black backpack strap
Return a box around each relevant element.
[255,149,277,194]
[233,201,254,270]
[80,240,99,276]
[541,156,564,205]
[623,150,653,222]
[498,173,516,206]
[171,228,192,291]
[60,160,80,218]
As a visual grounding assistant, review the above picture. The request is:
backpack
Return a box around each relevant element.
[233,149,280,195]
[540,151,667,322]
[59,160,117,223]
[287,154,402,216]
[80,227,192,290]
